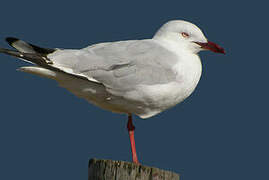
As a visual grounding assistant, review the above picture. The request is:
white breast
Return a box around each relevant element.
[173,53,202,98]
[132,55,202,118]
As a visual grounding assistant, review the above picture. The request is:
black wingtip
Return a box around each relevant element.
[6,37,19,46]
[5,37,56,55]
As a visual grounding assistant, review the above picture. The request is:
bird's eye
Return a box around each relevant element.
[181,32,189,38]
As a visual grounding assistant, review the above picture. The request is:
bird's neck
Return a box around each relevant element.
[154,38,202,96]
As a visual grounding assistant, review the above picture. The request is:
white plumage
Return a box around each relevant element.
[1,20,225,118]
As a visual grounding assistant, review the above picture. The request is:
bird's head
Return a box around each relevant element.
[154,20,225,54]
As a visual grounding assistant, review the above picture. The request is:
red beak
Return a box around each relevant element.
[195,41,225,54]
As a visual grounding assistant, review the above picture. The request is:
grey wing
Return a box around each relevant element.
[48,39,179,91]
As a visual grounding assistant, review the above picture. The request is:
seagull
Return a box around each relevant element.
[0,20,225,164]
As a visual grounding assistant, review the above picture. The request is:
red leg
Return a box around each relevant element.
[127,114,139,164]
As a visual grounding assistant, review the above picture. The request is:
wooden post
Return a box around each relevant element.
[88,159,180,180]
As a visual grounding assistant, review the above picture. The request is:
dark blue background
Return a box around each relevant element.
[0,1,268,180]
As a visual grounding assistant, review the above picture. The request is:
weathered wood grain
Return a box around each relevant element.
[88,159,180,180]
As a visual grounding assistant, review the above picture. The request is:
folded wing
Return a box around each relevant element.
[1,37,179,93]
[48,39,179,92]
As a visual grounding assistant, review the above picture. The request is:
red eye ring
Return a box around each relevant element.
[181,32,189,38]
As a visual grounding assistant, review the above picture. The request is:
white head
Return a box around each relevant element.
[154,20,225,54]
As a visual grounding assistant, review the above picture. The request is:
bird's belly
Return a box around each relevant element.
[58,78,193,118]
[121,81,196,118]
[56,68,201,119]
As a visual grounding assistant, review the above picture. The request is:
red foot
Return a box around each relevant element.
[127,114,139,164]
